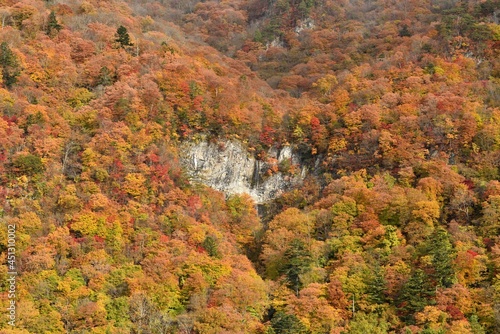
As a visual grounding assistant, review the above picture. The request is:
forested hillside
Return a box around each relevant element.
[0,0,500,333]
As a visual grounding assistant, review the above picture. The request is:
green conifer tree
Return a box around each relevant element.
[46,11,62,37]
[115,25,133,48]
[202,235,220,258]
[397,269,435,323]
[427,228,456,288]
[367,265,387,304]
[97,66,115,86]
[0,42,20,88]
[282,239,312,295]
[399,24,412,37]
[270,311,310,334]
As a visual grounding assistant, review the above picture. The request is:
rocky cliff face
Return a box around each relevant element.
[181,140,307,204]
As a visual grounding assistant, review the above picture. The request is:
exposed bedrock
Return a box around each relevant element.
[181,140,307,204]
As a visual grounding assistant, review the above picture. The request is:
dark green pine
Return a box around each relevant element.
[427,228,456,288]
[46,11,62,37]
[367,265,387,304]
[282,239,313,295]
[0,42,21,88]
[397,269,435,323]
[115,25,133,48]
[270,311,310,334]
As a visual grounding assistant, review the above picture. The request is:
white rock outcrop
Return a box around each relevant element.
[295,18,315,34]
[181,141,306,204]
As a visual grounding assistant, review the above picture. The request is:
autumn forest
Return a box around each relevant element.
[1,0,500,333]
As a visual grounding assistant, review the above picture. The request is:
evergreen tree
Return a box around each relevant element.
[282,239,313,295]
[202,235,220,258]
[270,311,310,334]
[46,11,61,37]
[97,66,115,86]
[426,228,456,288]
[0,42,20,88]
[254,29,263,43]
[397,269,435,323]
[115,25,133,48]
[298,1,310,18]
[399,24,412,37]
[366,265,387,304]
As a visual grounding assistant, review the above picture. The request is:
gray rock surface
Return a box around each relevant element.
[181,140,306,203]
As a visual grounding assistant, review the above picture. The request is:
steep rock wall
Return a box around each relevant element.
[181,141,306,203]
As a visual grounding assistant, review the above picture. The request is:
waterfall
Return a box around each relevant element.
[252,160,260,188]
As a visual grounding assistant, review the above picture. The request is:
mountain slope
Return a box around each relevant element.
[0,0,500,333]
